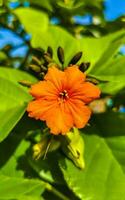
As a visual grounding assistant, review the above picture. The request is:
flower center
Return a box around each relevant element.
[59,90,69,100]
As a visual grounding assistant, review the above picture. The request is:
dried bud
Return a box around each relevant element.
[87,76,108,85]
[69,52,82,65]
[44,53,53,63]
[32,56,41,65]
[57,47,64,64]
[18,80,33,87]
[47,46,53,58]
[86,77,99,85]
[79,62,90,72]
[39,72,45,79]
[40,65,48,72]
[29,64,41,73]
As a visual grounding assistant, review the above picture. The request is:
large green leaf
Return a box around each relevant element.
[31,26,81,66]
[94,112,125,173]
[89,34,125,73]
[0,0,3,6]
[90,56,125,94]
[0,128,46,199]
[14,7,49,34]
[0,133,31,178]
[87,32,125,94]
[0,67,37,142]
[14,6,125,69]
[0,133,46,200]
[0,174,46,199]
[59,132,125,200]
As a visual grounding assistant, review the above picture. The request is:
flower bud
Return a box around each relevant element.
[69,52,82,65]
[18,80,33,87]
[57,47,64,64]
[44,53,53,63]
[79,62,90,72]
[33,135,60,160]
[33,136,49,160]
[60,128,85,169]
[47,46,53,58]
[29,64,41,73]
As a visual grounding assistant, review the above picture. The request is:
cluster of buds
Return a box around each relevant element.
[19,46,106,93]
[28,47,57,79]
[27,46,104,86]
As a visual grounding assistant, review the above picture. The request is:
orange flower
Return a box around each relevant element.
[27,66,100,135]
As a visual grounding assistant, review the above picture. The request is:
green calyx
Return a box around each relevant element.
[60,128,85,169]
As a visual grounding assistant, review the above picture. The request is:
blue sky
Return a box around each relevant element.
[104,0,125,20]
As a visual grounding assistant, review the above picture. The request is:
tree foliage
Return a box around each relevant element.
[0,0,125,199]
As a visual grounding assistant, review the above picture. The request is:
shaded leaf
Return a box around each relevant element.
[94,112,125,173]
[59,132,125,200]
[0,174,46,199]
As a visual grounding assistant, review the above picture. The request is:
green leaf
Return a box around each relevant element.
[12,7,125,94]
[59,132,125,200]
[0,117,66,200]
[0,136,30,177]
[0,113,43,179]
[27,25,122,67]
[14,7,49,35]
[0,0,3,6]
[0,175,46,199]
[79,30,125,69]
[94,112,125,173]
[91,56,125,94]
[15,195,43,200]
[0,51,7,61]
[31,26,80,66]
[0,67,37,142]
[13,5,125,74]
[28,152,65,184]
[86,31,125,94]
[90,35,125,73]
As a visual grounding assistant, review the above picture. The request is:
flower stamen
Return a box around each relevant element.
[59,90,69,100]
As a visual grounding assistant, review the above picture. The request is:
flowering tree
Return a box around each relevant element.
[0,0,125,200]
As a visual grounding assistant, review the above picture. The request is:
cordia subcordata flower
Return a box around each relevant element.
[27,65,100,134]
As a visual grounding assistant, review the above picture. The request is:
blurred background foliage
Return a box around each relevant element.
[1,0,125,200]
[1,0,125,69]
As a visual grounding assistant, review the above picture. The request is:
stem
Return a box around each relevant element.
[46,184,70,200]
[43,135,54,160]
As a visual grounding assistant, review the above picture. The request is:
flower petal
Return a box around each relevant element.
[29,80,58,100]
[71,82,101,103]
[44,66,66,91]
[27,99,73,134]
[45,103,73,135]
[67,99,91,128]
[27,99,57,120]
[65,65,86,88]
